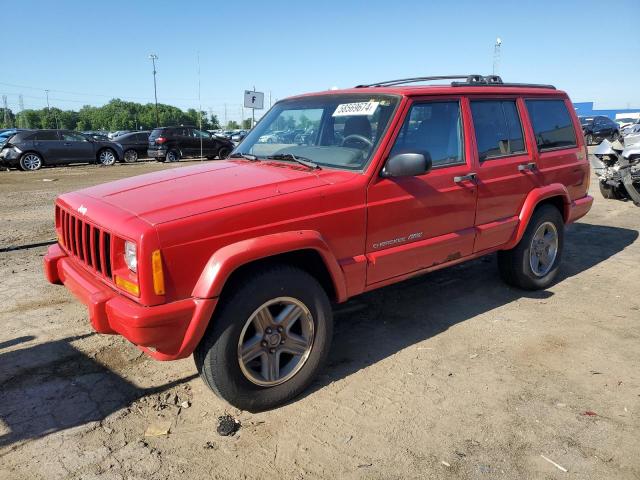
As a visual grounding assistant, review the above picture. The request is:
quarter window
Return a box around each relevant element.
[390,101,464,167]
[525,99,577,150]
[470,100,525,161]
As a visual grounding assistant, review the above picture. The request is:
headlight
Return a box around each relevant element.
[124,241,137,272]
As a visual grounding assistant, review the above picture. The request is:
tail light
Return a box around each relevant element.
[155,137,167,145]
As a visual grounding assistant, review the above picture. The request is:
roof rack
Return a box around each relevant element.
[355,75,556,89]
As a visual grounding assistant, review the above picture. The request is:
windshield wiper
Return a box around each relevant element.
[229,152,259,161]
[266,153,320,169]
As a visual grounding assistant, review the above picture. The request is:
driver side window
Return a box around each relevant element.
[390,101,464,167]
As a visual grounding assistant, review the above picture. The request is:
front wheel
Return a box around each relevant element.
[98,149,117,166]
[194,265,333,411]
[123,149,138,163]
[498,204,564,290]
[217,146,231,159]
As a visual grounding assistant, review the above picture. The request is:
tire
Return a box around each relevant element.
[19,152,43,171]
[217,146,231,159]
[194,265,333,411]
[98,149,117,166]
[165,150,180,162]
[599,181,625,200]
[585,134,593,145]
[123,149,138,163]
[497,204,564,290]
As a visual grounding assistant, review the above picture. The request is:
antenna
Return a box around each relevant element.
[493,37,502,75]
[197,51,203,159]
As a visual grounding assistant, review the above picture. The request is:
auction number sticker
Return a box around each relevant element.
[333,101,379,117]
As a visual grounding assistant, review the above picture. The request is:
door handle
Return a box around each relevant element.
[518,162,537,172]
[454,173,477,183]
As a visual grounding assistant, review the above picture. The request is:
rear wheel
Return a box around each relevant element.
[19,152,43,171]
[98,149,117,166]
[165,150,180,162]
[498,204,564,290]
[123,149,138,163]
[194,265,333,411]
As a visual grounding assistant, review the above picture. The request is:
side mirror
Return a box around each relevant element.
[381,153,432,178]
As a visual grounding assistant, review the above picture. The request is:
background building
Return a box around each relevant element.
[573,102,640,120]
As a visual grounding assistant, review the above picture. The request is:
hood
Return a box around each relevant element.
[78,160,354,225]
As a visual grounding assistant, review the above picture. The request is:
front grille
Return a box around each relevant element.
[58,207,114,281]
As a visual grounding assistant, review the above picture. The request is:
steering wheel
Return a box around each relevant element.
[341,134,373,149]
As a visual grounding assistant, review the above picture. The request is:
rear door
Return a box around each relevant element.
[365,97,478,285]
[32,130,65,164]
[192,128,215,156]
[468,97,541,252]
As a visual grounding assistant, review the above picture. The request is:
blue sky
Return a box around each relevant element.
[2,0,639,122]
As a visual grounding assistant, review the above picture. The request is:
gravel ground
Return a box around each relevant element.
[0,157,638,479]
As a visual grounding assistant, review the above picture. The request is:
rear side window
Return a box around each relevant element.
[470,100,525,161]
[525,99,577,151]
[390,101,464,167]
[148,129,164,140]
[32,131,59,141]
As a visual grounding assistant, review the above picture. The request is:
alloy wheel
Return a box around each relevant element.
[529,221,558,277]
[21,154,42,171]
[99,150,116,166]
[237,297,315,387]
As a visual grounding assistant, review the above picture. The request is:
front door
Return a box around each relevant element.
[60,131,95,162]
[468,97,541,252]
[365,98,478,285]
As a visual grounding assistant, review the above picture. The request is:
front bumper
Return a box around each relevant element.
[44,243,217,360]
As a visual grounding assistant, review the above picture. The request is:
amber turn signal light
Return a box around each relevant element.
[152,250,165,295]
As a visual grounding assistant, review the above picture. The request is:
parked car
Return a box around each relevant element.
[0,128,30,148]
[231,130,248,142]
[579,115,619,145]
[0,129,123,171]
[83,132,110,141]
[108,130,131,139]
[147,126,234,162]
[621,118,640,137]
[44,75,592,411]
[113,131,150,163]
[615,117,638,130]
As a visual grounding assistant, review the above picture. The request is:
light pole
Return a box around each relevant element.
[149,54,159,127]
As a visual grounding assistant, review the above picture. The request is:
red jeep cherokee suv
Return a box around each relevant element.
[44,75,593,410]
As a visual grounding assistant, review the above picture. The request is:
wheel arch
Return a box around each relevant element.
[191,230,348,303]
[502,184,570,250]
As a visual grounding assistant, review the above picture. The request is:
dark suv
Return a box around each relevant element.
[147,126,234,162]
[579,115,619,145]
[0,129,123,171]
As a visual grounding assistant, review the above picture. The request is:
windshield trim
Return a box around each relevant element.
[234,93,402,173]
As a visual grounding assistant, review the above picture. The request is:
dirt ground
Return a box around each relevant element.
[0,158,638,480]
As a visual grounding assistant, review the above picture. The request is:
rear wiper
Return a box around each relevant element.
[266,153,320,169]
[229,152,259,161]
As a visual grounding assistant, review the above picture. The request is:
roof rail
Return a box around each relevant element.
[355,75,481,88]
[356,74,556,90]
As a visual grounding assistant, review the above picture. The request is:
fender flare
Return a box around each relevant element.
[502,183,570,250]
[191,230,348,302]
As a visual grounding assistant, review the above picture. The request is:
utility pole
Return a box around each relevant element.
[252,85,256,128]
[45,89,59,129]
[2,95,9,128]
[18,94,24,128]
[493,37,502,75]
[149,54,159,127]
[224,103,227,129]
[197,51,203,159]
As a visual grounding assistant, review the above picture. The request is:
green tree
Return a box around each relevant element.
[226,120,240,129]
[241,118,252,129]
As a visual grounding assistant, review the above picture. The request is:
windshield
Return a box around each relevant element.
[579,117,593,125]
[235,94,400,170]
